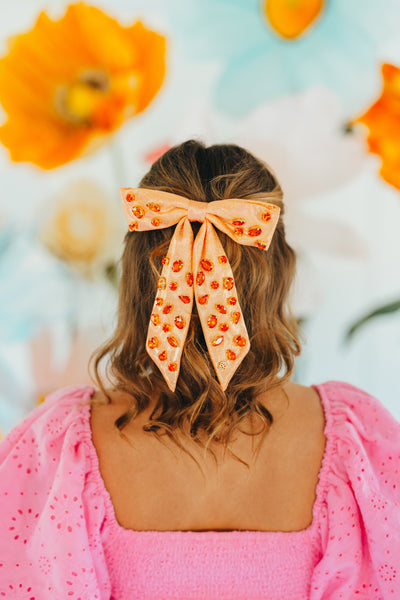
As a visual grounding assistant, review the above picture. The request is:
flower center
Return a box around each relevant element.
[54,68,111,125]
[261,0,325,40]
[53,201,105,262]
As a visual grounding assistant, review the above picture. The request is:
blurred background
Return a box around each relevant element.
[0,0,400,435]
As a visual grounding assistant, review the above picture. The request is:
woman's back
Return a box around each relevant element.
[1,378,400,599]
[90,381,326,533]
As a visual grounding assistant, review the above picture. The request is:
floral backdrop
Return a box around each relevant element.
[1,0,400,436]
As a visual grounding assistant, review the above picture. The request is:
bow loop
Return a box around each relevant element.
[204,198,280,251]
[120,187,280,392]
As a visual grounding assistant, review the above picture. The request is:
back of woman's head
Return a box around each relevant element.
[90,139,302,469]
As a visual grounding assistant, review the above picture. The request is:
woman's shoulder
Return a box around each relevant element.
[306,379,400,470]
[0,383,96,457]
[311,379,400,438]
[309,380,400,598]
[0,383,110,598]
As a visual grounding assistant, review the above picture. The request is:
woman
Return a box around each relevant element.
[1,140,400,599]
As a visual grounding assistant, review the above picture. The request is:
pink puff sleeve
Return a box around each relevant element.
[0,384,110,600]
[310,381,400,600]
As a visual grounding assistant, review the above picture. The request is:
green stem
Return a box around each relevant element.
[344,298,400,343]
[108,132,127,189]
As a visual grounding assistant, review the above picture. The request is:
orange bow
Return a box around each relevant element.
[120,187,280,392]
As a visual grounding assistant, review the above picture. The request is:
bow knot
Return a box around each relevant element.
[187,199,208,222]
[120,187,280,392]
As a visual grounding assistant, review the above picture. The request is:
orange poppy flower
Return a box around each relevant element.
[353,63,400,191]
[0,2,166,169]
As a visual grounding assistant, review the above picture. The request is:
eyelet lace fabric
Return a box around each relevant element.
[0,380,399,599]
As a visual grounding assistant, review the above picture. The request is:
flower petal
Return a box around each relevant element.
[0,116,90,169]
[65,4,136,70]
[124,21,167,114]
[286,212,368,259]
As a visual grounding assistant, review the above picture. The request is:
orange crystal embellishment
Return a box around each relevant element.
[219,323,229,332]
[198,294,209,305]
[169,282,178,291]
[151,313,160,326]
[218,361,228,369]
[168,362,178,372]
[233,335,246,347]
[157,277,166,289]
[211,281,219,289]
[172,260,184,272]
[207,315,217,328]
[231,311,241,324]
[174,316,185,329]
[186,272,194,287]
[126,192,135,202]
[248,226,262,237]
[159,351,167,361]
[178,295,191,304]
[167,336,179,348]
[223,277,234,290]
[232,218,245,226]
[162,323,171,332]
[151,218,161,227]
[216,304,227,314]
[262,212,271,222]
[227,297,237,305]
[200,259,214,272]
[256,241,267,250]
[161,256,170,265]
[148,337,159,349]
[218,255,227,264]
[146,202,161,212]
[132,205,145,218]
[129,221,138,231]
[155,297,164,306]
[234,227,244,236]
[196,271,205,286]
[211,335,224,346]
[226,349,237,360]
[162,303,173,314]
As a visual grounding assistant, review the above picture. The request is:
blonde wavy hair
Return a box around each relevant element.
[89,140,302,473]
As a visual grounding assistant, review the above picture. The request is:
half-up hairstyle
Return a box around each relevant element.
[89,140,302,473]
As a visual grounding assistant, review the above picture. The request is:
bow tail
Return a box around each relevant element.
[145,218,194,392]
[193,221,250,391]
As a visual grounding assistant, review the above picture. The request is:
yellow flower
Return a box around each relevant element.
[353,63,400,191]
[261,0,325,40]
[0,2,166,168]
[39,179,125,277]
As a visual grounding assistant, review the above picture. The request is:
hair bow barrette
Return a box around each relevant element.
[120,187,280,392]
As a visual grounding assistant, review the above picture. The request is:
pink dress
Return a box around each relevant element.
[0,380,399,600]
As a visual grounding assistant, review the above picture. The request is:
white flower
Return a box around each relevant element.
[235,88,369,315]
[235,87,364,237]
[39,179,125,278]
[152,87,368,317]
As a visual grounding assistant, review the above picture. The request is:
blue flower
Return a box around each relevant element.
[169,0,400,116]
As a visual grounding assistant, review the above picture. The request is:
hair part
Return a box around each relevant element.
[89,139,302,476]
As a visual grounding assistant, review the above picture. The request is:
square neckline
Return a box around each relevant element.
[83,382,333,540]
